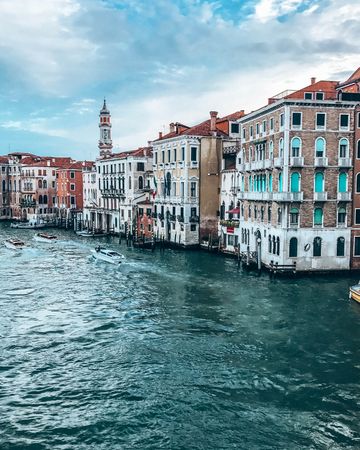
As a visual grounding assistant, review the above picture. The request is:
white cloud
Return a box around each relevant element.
[253,0,309,22]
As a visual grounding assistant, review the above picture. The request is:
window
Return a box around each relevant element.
[338,207,346,225]
[191,147,197,162]
[250,125,253,138]
[262,120,266,133]
[357,174,360,193]
[357,140,360,159]
[290,172,300,192]
[315,172,324,192]
[70,171,75,179]
[290,207,299,226]
[137,162,145,171]
[339,138,349,158]
[231,123,239,134]
[336,237,345,257]
[268,206,272,223]
[291,137,301,157]
[279,138,284,157]
[292,112,302,129]
[181,147,185,161]
[313,237,322,256]
[276,237,280,256]
[173,148,177,161]
[316,113,326,130]
[314,207,323,226]
[316,92,324,100]
[278,172,283,192]
[190,224,197,232]
[138,176,143,190]
[268,235,272,252]
[190,182,196,197]
[280,113,284,128]
[304,92,313,100]
[70,183,75,191]
[354,237,360,256]
[161,151,165,163]
[70,196,75,205]
[315,137,325,157]
[338,172,347,193]
[340,114,349,130]
[289,237,298,257]
[43,195,48,204]
[256,123,259,135]
[270,117,274,131]
[269,141,274,159]
[277,207,282,225]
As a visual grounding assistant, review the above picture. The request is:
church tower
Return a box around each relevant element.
[98,98,113,158]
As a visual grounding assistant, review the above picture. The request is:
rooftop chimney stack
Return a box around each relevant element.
[311,77,316,85]
[158,131,163,140]
[169,122,175,133]
[210,111,218,132]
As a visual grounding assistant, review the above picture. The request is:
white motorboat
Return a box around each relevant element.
[10,216,46,229]
[34,233,58,243]
[91,247,125,264]
[76,230,106,237]
[4,239,26,250]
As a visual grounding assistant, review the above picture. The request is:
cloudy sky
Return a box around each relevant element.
[0,0,358,160]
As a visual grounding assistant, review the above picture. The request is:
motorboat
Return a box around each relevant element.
[34,233,58,243]
[76,230,106,237]
[4,239,26,250]
[10,216,46,229]
[91,247,125,264]
[349,282,360,304]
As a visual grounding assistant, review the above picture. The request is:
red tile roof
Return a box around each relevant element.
[284,80,339,100]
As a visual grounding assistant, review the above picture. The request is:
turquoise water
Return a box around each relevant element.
[1,223,360,449]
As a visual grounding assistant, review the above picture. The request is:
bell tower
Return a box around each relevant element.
[98,98,113,158]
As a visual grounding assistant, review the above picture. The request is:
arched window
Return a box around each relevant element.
[356,174,360,193]
[39,195,43,204]
[291,137,301,157]
[278,172,283,192]
[43,180,47,189]
[289,237,298,257]
[38,179,42,189]
[166,172,171,195]
[315,137,325,157]
[315,172,324,192]
[43,195,48,204]
[2,180,5,192]
[290,207,299,226]
[338,207,346,225]
[269,174,273,192]
[339,138,349,158]
[338,172,347,193]
[313,237,322,256]
[337,237,345,257]
[314,207,323,226]
[290,172,300,192]
[268,206,272,223]
[128,176,132,190]
[357,140,360,159]
[277,207,282,225]
[269,141,274,159]
[279,138,284,157]
[276,237,280,256]
[272,235,276,254]
[138,176,143,190]
[268,235,272,252]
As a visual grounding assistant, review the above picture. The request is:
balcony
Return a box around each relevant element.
[170,162,176,169]
[272,192,304,202]
[338,157,352,168]
[237,191,274,201]
[178,161,185,168]
[169,214,176,221]
[290,156,304,167]
[314,157,328,167]
[20,199,36,207]
[190,161,199,169]
[252,160,265,171]
[274,157,284,168]
[264,159,273,170]
[337,191,351,201]
[220,219,239,228]
[238,163,245,172]
[314,191,328,201]
[177,215,184,223]
[189,215,199,223]
[245,162,251,171]
[100,188,123,198]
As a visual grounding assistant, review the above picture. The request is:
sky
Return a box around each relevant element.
[0,0,359,160]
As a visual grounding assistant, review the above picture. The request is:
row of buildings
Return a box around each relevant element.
[1,68,360,272]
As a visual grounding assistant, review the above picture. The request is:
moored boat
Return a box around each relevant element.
[349,282,360,304]
[91,247,125,264]
[4,239,26,250]
[34,233,58,243]
[76,230,106,237]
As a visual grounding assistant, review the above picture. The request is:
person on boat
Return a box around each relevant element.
[95,246,101,252]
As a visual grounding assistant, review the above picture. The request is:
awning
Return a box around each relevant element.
[226,207,240,214]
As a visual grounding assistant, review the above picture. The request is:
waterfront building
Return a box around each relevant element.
[151,111,244,247]
[222,73,360,271]
[82,162,98,231]
[0,156,10,219]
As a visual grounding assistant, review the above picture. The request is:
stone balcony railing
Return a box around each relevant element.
[274,157,284,168]
[337,191,351,201]
[338,157,352,168]
[290,156,304,167]
[314,157,328,167]
[314,191,328,201]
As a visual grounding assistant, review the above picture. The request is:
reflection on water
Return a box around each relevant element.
[1,223,360,449]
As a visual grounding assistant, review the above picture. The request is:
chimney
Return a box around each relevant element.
[158,131,163,140]
[169,122,175,133]
[210,111,218,132]
[311,77,316,85]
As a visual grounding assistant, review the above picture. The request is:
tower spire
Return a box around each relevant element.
[98,98,113,158]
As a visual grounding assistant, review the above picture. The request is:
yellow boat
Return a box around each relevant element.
[349,283,360,304]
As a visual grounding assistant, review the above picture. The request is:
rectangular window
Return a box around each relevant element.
[173,148,177,161]
[190,224,197,232]
[354,237,360,256]
[280,113,284,128]
[340,114,349,130]
[70,171,75,179]
[270,117,274,131]
[316,113,326,129]
[250,125,253,138]
[262,120,266,133]
[292,112,302,129]
[181,147,185,161]
[304,92,313,100]
[70,196,75,205]
[358,112,360,128]
[242,127,246,139]
[161,151,165,163]
[155,152,158,164]
[190,182,196,197]
[137,162,144,171]
[231,123,239,134]
[167,149,171,162]
[70,183,75,191]
[256,123,259,135]
[356,209,360,225]
[316,92,324,100]
[191,147,197,162]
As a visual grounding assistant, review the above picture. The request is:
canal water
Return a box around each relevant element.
[1,223,360,449]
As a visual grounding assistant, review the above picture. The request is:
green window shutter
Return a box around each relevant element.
[290,172,300,192]
[315,172,324,192]
[338,173,347,193]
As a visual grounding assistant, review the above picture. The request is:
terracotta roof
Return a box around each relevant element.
[0,156,9,163]
[217,111,245,122]
[344,67,360,83]
[110,146,152,159]
[284,80,339,100]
